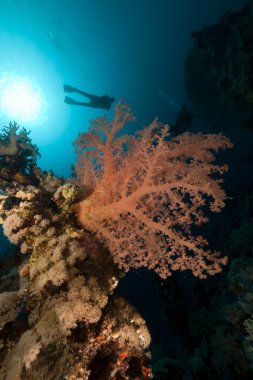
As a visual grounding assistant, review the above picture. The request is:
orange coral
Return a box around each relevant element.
[74,101,232,279]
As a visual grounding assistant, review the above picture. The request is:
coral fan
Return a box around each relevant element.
[73,101,232,279]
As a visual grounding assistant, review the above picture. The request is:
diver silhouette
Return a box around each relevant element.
[63,84,115,110]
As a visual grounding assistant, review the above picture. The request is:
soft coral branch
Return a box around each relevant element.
[73,100,233,279]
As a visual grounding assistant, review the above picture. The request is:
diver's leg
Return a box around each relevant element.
[63,85,96,100]
[73,89,97,101]
[64,96,91,107]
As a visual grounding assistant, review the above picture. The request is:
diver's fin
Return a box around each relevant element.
[63,84,77,93]
[64,96,79,105]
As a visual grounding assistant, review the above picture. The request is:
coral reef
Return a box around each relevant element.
[0,101,232,378]
[0,162,151,379]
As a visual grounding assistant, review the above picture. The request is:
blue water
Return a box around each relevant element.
[0,0,247,178]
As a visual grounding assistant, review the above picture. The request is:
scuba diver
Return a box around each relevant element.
[63,84,115,110]
[171,104,194,136]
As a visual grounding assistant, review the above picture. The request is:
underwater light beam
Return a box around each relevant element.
[0,74,46,125]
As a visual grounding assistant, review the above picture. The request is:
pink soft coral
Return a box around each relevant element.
[73,101,232,279]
